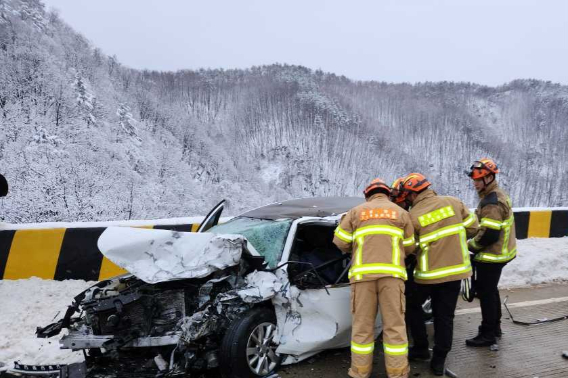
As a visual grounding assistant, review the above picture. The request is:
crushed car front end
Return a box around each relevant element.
[35,223,288,377]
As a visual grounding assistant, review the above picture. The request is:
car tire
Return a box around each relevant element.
[220,307,282,378]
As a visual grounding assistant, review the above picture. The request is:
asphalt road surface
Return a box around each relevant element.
[35,284,566,378]
[277,284,568,378]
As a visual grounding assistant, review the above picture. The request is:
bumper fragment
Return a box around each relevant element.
[6,362,86,378]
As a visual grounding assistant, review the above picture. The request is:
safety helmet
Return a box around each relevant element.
[390,177,405,204]
[364,178,391,197]
[466,158,499,180]
[401,173,431,193]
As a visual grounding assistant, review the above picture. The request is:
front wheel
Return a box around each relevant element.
[220,307,282,378]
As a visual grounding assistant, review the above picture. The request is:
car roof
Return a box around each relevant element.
[238,197,365,220]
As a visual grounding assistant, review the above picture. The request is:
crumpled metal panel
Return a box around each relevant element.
[97,227,245,284]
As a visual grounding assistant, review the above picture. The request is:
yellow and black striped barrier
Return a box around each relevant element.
[0,209,567,281]
[512,209,568,239]
[0,224,198,281]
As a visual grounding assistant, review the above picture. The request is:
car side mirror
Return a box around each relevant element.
[0,174,7,197]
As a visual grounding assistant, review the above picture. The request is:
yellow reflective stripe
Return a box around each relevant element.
[463,213,477,227]
[349,263,407,279]
[354,225,404,239]
[334,226,353,242]
[419,245,429,272]
[475,247,517,263]
[414,263,471,279]
[501,215,514,255]
[480,218,503,230]
[459,228,469,261]
[402,235,415,246]
[354,237,363,281]
[392,236,400,267]
[351,341,374,354]
[419,224,464,245]
[474,215,515,262]
[349,227,407,281]
[418,206,455,227]
[384,342,408,356]
[415,215,473,280]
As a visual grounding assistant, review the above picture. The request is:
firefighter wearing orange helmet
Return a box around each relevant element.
[391,177,420,336]
[399,173,478,376]
[390,177,409,210]
[333,178,415,378]
[465,159,517,347]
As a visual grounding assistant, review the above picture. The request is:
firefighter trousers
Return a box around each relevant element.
[476,262,505,338]
[406,280,461,358]
[349,277,409,378]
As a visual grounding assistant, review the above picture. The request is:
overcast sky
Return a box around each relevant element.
[42,0,568,86]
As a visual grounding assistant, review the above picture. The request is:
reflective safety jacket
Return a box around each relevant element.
[468,181,517,264]
[409,189,479,285]
[333,193,415,283]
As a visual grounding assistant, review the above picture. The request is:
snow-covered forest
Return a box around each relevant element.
[1,0,567,223]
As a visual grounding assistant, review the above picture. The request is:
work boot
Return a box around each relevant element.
[465,333,496,347]
[430,355,445,376]
[408,346,430,361]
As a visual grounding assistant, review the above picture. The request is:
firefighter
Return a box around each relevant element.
[391,177,420,331]
[399,173,478,376]
[390,177,408,211]
[465,159,516,347]
[333,178,415,378]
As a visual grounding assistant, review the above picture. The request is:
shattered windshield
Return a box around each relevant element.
[208,217,292,268]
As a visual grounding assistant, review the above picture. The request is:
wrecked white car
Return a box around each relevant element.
[34,197,382,378]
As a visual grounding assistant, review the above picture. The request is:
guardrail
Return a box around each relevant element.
[0,209,566,281]
[512,208,568,239]
[0,223,197,281]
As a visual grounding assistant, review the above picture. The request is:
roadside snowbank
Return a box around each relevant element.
[499,237,568,288]
[0,238,567,368]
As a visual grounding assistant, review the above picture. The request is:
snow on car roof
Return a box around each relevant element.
[239,197,365,220]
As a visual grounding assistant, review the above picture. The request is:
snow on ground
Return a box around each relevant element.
[499,237,568,288]
[0,278,93,369]
[0,238,567,368]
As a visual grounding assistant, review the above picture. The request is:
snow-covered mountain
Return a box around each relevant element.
[1,0,567,223]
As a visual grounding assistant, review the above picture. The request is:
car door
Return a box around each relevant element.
[275,219,382,357]
[275,284,355,357]
[197,199,225,232]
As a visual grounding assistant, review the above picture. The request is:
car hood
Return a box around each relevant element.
[98,227,246,284]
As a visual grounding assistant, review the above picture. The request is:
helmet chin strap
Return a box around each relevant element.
[480,174,495,190]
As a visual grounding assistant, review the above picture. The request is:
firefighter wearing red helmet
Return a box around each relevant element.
[333,178,415,378]
[465,159,517,347]
[400,173,478,376]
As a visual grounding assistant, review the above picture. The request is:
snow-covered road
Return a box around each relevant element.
[0,237,567,369]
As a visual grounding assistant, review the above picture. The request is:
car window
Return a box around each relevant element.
[208,217,292,268]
